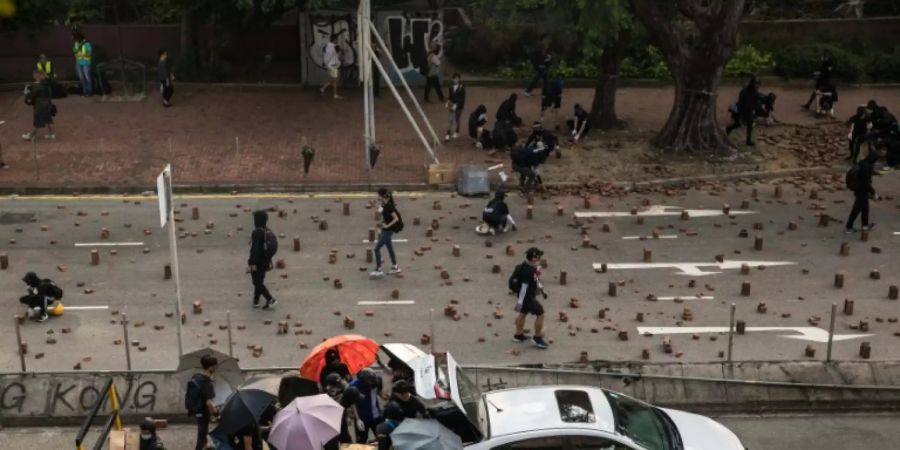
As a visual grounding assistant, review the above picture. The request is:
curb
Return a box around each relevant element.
[0,167,840,197]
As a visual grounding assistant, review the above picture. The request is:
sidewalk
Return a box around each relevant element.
[0,84,897,189]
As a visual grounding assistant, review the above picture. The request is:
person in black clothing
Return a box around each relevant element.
[445,73,466,141]
[19,271,59,322]
[389,380,428,419]
[248,210,277,309]
[191,355,218,450]
[158,48,175,107]
[319,348,351,389]
[804,49,834,110]
[566,103,590,143]
[525,122,559,154]
[231,424,263,450]
[845,151,881,233]
[492,120,518,151]
[512,247,549,349]
[847,106,870,163]
[726,76,760,146]
[480,190,517,235]
[510,143,542,193]
[468,104,491,149]
[817,83,838,118]
[496,93,523,127]
[375,402,405,450]
[525,38,551,96]
[370,188,403,278]
[323,376,361,450]
[540,78,563,126]
[139,419,166,450]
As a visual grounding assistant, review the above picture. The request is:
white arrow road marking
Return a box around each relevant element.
[622,235,678,240]
[63,305,109,311]
[357,300,416,305]
[637,326,872,343]
[653,295,714,301]
[575,205,757,219]
[361,239,409,244]
[74,242,145,247]
[595,260,796,276]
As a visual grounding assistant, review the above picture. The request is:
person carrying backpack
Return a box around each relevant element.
[19,271,63,322]
[845,151,881,233]
[248,210,278,309]
[186,355,218,450]
[509,247,549,349]
[370,188,403,278]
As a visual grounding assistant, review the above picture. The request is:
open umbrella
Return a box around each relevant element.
[267,394,343,450]
[240,375,284,396]
[176,347,244,388]
[212,388,276,437]
[391,418,464,450]
[299,335,379,381]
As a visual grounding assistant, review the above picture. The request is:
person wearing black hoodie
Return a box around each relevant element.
[496,93,523,127]
[845,151,881,233]
[726,76,760,146]
[319,348,351,388]
[468,104,491,149]
[481,190,516,235]
[139,419,166,450]
[248,210,277,309]
[804,49,834,110]
[19,271,60,322]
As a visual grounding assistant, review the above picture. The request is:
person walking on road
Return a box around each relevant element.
[726,76,760,146]
[186,355,218,450]
[72,30,93,96]
[22,70,55,141]
[803,49,834,111]
[248,210,278,309]
[320,34,343,99]
[509,247,549,349]
[158,48,175,107]
[524,36,551,97]
[847,105,869,163]
[370,188,403,278]
[445,73,465,141]
[845,151,881,233]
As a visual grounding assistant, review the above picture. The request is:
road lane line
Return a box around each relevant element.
[357,301,416,305]
[361,239,409,244]
[622,235,678,240]
[75,242,144,247]
[653,295,714,301]
[63,305,109,310]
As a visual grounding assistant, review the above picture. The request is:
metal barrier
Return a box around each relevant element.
[74,378,122,450]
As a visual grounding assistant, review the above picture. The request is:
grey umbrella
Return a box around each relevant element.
[176,347,244,389]
[391,419,464,450]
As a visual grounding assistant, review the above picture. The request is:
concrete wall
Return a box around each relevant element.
[4,361,900,423]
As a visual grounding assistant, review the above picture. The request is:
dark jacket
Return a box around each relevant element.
[816,56,834,87]
[190,373,215,418]
[855,154,878,196]
[468,105,487,138]
[26,80,53,117]
[158,59,171,84]
[737,82,759,119]
[139,435,165,450]
[390,394,428,419]
[514,263,540,303]
[525,129,558,151]
[848,111,869,136]
[496,94,520,123]
[448,83,466,110]
[248,210,270,267]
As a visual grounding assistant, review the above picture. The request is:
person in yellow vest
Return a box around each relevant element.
[72,30,93,96]
[36,54,53,78]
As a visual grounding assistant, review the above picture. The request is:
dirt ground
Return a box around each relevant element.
[0,83,897,188]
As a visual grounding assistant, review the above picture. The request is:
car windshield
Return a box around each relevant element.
[603,391,680,450]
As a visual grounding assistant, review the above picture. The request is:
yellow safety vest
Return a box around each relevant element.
[36,60,52,76]
[73,41,91,63]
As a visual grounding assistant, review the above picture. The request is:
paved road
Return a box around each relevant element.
[1,172,899,372]
[2,414,898,449]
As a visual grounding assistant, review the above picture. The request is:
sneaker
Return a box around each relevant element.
[524,91,533,97]
[388,265,401,275]
[37,313,49,323]
[369,268,384,278]
[532,336,549,349]
[21,132,34,140]
[444,134,450,142]
[864,223,876,231]
[262,298,277,310]
[253,300,261,309]
[512,334,530,343]
[452,132,459,139]
[44,134,55,140]
[319,87,325,96]
[844,228,857,234]
[334,95,344,100]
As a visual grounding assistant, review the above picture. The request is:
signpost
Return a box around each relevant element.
[157,164,184,356]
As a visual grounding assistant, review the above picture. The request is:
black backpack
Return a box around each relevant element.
[42,279,63,300]
[184,378,203,415]
[262,228,278,259]
[392,209,404,233]
[508,263,526,294]
[846,164,861,191]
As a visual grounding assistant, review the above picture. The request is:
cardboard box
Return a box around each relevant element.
[108,428,140,450]
[427,163,457,185]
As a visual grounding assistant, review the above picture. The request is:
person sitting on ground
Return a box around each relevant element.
[817,83,838,119]
[389,380,429,419]
[319,348,351,389]
[19,271,62,322]
[566,103,591,143]
[139,419,166,450]
[468,104,491,149]
[496,93,523,127]
[480,190,517,235]
[374,402,405,450]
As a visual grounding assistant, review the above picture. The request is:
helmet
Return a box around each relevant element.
[325,372,343,387]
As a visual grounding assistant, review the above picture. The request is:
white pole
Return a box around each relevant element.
[369,42,438,164]
[166,171,185,357]
[368,19,441,146]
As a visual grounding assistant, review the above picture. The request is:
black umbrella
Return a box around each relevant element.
[212,388,277,437]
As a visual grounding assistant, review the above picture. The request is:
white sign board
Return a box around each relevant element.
[156,164,172,228]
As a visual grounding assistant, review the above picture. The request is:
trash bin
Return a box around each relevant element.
[457,165,490,196]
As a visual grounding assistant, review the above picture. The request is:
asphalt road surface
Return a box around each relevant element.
[1,414,898,449]
[1,172,899,372]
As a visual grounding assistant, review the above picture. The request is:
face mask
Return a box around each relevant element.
[141,433,152,440]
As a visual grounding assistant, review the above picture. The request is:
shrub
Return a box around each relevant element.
[868,52,900,82]
[620,45,670,79]
[724,44,773,77]
[772,43,865,82]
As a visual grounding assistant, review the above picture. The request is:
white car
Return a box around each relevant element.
[381,344,746,450]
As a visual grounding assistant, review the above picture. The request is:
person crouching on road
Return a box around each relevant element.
[19,271,62,322]
[140,419,166,450]
[480,190,516,235]
[510,247,549,349]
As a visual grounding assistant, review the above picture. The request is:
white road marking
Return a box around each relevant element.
[74,242,144,247]
[576,205,757,219]
[894,232,900,235]
[595,260,796,276]
[361,239,409,244]
[653,295,714,301]
[637,326,871,343]
[622,235,678,240]
[357,300,416,305]
[63,305,109,311]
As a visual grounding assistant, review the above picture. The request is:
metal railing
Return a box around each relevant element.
[74,378,122,450]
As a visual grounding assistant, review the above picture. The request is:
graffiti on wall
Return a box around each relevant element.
[380,12,443,83]
[308,13,359,85]
[1,377,158,416]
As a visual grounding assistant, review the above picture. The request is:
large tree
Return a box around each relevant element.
[631,0,746,154]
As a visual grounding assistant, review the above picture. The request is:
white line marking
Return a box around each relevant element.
[622,235,678,240]
[64,305,110,310]
[596,260,796,276]
[357,300,416,305]
[894,232,900,235]
[361,239,409,244]
[653,295,714,301]
[637,326,871,343]
[576,205,757,219]
[74,242,144,247]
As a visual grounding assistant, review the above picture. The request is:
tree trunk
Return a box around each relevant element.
[654,65,730,155]
[590,43,625,130]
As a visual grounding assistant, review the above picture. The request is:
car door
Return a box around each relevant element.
[569,435,642,450]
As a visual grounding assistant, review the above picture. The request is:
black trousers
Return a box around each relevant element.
[424,76,444,102]
[251,268,273,305]
[515,165,537,193]
[726,114,753,144]
[849,134,865,163]
[194,415,209,450]
[161,82,174,103]
[19,294,47,314]
[846,192,870,230]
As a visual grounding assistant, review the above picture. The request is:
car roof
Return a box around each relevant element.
[484,385,616,438]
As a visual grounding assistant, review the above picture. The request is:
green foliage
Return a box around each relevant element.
[773,43,865,82]
[868,52,900,82]
[724,45,773,77]
[620,45,669,79]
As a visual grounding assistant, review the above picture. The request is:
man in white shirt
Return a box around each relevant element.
[320,34,343,99]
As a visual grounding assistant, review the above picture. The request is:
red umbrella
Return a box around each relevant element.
[299,335,379,381]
